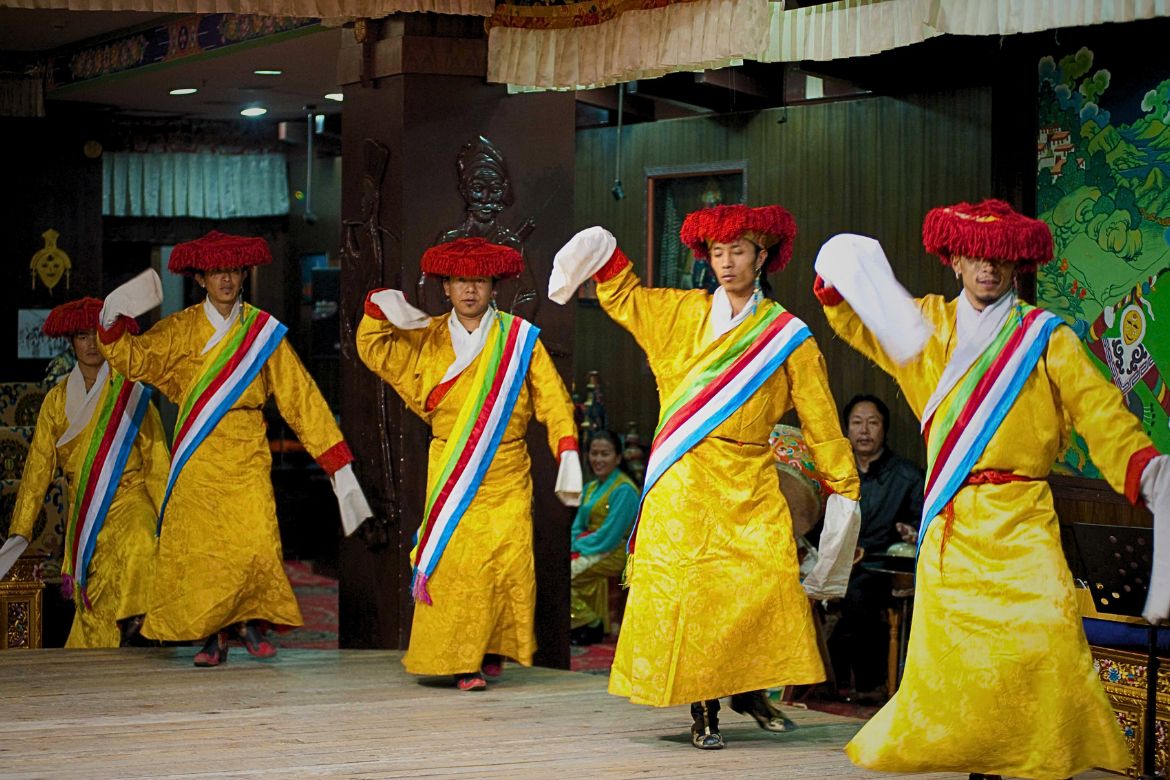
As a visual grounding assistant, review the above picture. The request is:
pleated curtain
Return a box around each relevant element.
[102,151,290,218]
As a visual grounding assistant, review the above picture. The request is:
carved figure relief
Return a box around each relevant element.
[434,136,539,319]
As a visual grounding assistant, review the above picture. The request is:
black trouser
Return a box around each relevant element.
[827,568,892,692]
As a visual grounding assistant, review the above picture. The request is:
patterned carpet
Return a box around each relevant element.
[278,560,339,649]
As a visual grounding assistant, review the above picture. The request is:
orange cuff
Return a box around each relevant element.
[557,436,579,457]
[317,441,354,476]
[1126,445,1161,506]
[594,248,631,283]
[814,275,844,307]
[364,289,389,320]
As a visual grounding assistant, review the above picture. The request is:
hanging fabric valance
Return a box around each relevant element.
[487,0,769,89]
[2,0,490,16]
[102,151,291,219]
[497,0,1170,89]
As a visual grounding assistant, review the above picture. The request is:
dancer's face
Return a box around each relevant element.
[443,276,493,322]
[70,330,104,369]
[196,268,245,309]
[709,239,765,299]
[588,437,621,480]
[951,255,1014,310]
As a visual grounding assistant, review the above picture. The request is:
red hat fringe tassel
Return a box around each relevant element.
[922,199,1053,271]
[679,204,797,273]
[43,297,139,337]
[420,237,523,280]
[168,230,272,274]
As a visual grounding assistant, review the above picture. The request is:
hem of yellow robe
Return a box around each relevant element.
[844,735,1131,778]
[608,670,825,708]
[402,648,535,677]
[141,611,304,642]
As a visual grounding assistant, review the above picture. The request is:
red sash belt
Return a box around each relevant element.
[936,471,1042,566]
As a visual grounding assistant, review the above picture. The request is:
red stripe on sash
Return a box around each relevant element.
[173,313,269,452]
[70,382,133,561]
[415,318,521,556]
[652,313,792,450]
[924,308,1044,492]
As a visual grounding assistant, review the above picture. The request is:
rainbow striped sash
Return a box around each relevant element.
[410,312,539,605]
[61,374,153,607]
[628,302,811,554]
[158,305,287,528]
[919,303,1063,550]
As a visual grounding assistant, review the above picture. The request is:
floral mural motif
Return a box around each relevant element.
[1037,46,1170,476]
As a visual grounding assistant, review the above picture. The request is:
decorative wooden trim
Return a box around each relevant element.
[643,160,748,287]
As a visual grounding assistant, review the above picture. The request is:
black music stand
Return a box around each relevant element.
[1074,523,1163,780]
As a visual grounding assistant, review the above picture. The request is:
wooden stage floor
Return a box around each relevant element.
[0,648,1116,780]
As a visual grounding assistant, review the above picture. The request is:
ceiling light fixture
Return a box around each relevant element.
[240,106,268,117]
[324,93,344,102]
[169,88,198,95]
[253,69,283,76]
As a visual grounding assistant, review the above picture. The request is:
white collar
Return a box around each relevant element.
[443,308,496,383]
[201,296,243,354]
[58,362,111,447]
[921,290,1017,429]
[710,287,755,339]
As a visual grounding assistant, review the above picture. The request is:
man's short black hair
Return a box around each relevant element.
[842,394,890,432]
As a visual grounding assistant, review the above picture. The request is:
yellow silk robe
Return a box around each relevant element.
[356,310,577,676]
[824,293,1151,779]
[598,262,860,707]
[99,303,349,642]
[10,370,167,648]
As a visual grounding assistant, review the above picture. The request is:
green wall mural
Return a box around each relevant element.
[1037,46,1170,477]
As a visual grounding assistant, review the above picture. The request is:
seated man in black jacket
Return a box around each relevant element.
[827,394,924,703]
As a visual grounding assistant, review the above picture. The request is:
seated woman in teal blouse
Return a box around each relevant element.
[570,430,640,646]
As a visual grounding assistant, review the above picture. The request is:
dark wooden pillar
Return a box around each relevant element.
[337,17,577,669]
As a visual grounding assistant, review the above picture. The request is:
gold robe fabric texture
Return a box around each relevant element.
[356,311,577,676]
[10,371,167,648]
[825,293,1150,779]
[598,264,859,707]
[99,303,348,642]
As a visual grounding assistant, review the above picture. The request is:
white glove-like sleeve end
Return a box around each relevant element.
[554,451,583,507]
[1141,454,1170,623]
[331,463,374,537]
[814,234,932,365]
[101,269,163,327]
[370,289,431,330]
[548,227,617,304]
[802,494,861,601]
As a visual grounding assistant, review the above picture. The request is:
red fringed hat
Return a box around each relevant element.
[420,237,523,280]
[43,297,140,337]
[922,199,1053,271]
[679,204,798,273]
[168,231,272,274]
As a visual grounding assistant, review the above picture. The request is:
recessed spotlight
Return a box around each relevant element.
[169,88,198,95]
[240,106,268,117]
[253,69,283,76]
[324,92,344,102]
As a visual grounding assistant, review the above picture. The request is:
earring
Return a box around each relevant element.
[753,273,763,306]
[490,290,499,310]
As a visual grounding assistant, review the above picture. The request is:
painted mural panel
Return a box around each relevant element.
[1037,46,1170,477]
